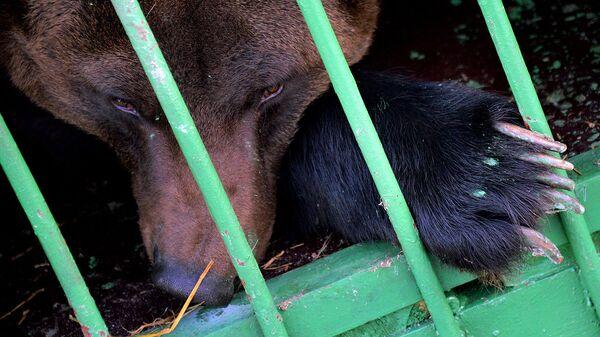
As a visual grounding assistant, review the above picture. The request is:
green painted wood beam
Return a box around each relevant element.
[477,0,600,320]
[295,1,464,336]
[0,114,109,337]
[151,149,599,337]
[369,262,600,337]
[109,1,288,336]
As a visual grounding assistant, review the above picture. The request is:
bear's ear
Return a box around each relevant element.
[0,2,48,112]
[325,0,380,66]
[338,0,380,18]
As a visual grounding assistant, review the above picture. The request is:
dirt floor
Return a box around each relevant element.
[1,1,598,336]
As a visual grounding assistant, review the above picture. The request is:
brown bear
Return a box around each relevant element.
[1,0,576,307]
[1,0,380,305]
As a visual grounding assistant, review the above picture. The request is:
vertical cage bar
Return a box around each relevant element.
[477,0,600,319]
[109,1,288,336]
[0,114,109,337]
[296,1,464,337]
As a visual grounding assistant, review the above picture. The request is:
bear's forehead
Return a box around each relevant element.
[28,1,302,49]
[42,1,313,77]
[28,0,314,102]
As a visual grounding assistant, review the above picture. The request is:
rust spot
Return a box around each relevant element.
[80,326,92,337]
[236,258,245,266]
[369,257,394,272]
[523,117,532,129]
[379,258,393,268]
[276,313,283,322]
[416,300,428,313]
[277,292,304,311]
[132,21,148,41]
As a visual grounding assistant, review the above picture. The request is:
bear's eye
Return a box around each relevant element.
[112,98,140,117]
[260,84,284,104]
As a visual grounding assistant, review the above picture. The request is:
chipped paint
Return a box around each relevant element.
[177,124,190,134]
[369,257,394,272]
[278,292,305,311]
[81,326,92,337]
[131,20,148,41]
[150,60,166,84]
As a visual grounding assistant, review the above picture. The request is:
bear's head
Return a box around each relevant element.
[0,0,378,305]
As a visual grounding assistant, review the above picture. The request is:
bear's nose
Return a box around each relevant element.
[152,260,234,306]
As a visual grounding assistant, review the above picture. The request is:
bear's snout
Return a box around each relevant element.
[152,257,235,306]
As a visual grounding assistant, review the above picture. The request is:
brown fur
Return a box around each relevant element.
[0,0,379,304]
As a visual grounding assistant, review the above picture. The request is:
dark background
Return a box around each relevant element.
[1,1,598,336]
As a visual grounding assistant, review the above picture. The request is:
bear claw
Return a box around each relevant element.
[493,122,567,153]
[537,172,576,191]
[519,153,574,171]
[544,189,585,214]
[519,227,564,264]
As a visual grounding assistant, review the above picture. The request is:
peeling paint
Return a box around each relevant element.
[278,292,305,311]
[369,257,394,272]
[80,326,92,337]
[378,199,389,211]
[150,60,166,84]
[131,21,148,41]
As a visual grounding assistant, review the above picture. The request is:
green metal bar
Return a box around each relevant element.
[477,0,600,319]
[109,1,288,336]
[0,113,109,337]
[296,1,464,337]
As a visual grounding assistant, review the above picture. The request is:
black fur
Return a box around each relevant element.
[277,70,549,276]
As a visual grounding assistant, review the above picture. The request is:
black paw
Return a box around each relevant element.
[276,70,581,276]
[408,110,579,276]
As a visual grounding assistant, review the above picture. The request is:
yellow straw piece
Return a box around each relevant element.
[137,260,214,337]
